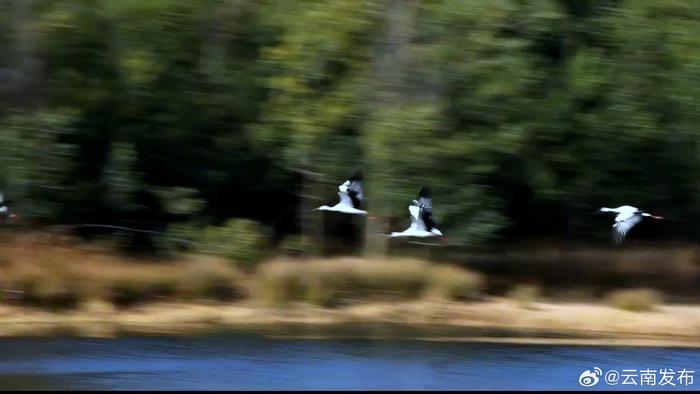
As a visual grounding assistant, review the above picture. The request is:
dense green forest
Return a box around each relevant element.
[1,0,699,255]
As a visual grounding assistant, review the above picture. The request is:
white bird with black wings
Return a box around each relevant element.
[390,186,444,238]
[314,171,367,215]
[599,205,663,244]
[0,193,17,221]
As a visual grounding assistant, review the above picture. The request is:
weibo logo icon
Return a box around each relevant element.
[579,367,602,387]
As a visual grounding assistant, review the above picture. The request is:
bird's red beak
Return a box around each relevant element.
[9,213,17,220]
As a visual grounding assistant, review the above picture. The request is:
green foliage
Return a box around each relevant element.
[152,187,205,216]
[0,109,79,221]
[196,219,271,269]
[103,141,143,212]
[2,0,700,251]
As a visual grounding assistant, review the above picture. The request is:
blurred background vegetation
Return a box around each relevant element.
[1,0,700,259]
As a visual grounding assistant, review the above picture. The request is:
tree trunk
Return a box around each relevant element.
[363,0,421,258]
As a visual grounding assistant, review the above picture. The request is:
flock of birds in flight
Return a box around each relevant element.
[0,176,665,245]
[313,171,665,245]
[314,172,442,239]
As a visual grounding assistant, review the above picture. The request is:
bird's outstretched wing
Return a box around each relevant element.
[415,186,437,232]
[346,171,363,209]
[415,186,432,211]
[420,208,437,232]
[612,213,642,244]
[408,204,423,231]
[335,171,363,209]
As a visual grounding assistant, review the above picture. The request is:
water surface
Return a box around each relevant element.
[0,331,698,390]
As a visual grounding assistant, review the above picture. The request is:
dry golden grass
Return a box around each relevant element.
[507,284,541,310]
[1,234,486,311]
[548,287,597,302]
[0,233,247,309]
[606,288,663,312]
[255,257,422,306]
[1,299,700,346]
[498,244,700,290]
[0,235,486,311]
[425,265,484,301]
[254,257,484,307]
[1,234,700,344]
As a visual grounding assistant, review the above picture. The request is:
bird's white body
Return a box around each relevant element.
[390,227,443,238]
[316,200,368,215]
[599,205,663,244]
[315,175,367,215]
[0,192,16,220]
[0,193,7,214]
[601,205,639,223]
[390,192,443,238]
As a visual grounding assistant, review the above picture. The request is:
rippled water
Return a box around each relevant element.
[0,331,699,390]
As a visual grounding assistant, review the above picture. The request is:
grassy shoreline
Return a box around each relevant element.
[2,233,700,347]
[2,298,700,348]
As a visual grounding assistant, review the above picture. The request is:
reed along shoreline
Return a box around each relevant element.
[2,233,699,346]
[1,298,700,349]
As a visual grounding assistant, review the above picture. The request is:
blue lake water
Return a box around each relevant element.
[0,333,699,390]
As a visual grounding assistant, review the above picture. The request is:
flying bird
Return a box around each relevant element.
[390,186,444,238]
[314,171,367,215]
[0,193,17,221]
[598,205,663,244]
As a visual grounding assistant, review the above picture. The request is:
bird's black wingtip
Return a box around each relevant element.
[417,186,432,198]
[349,170,362,182]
